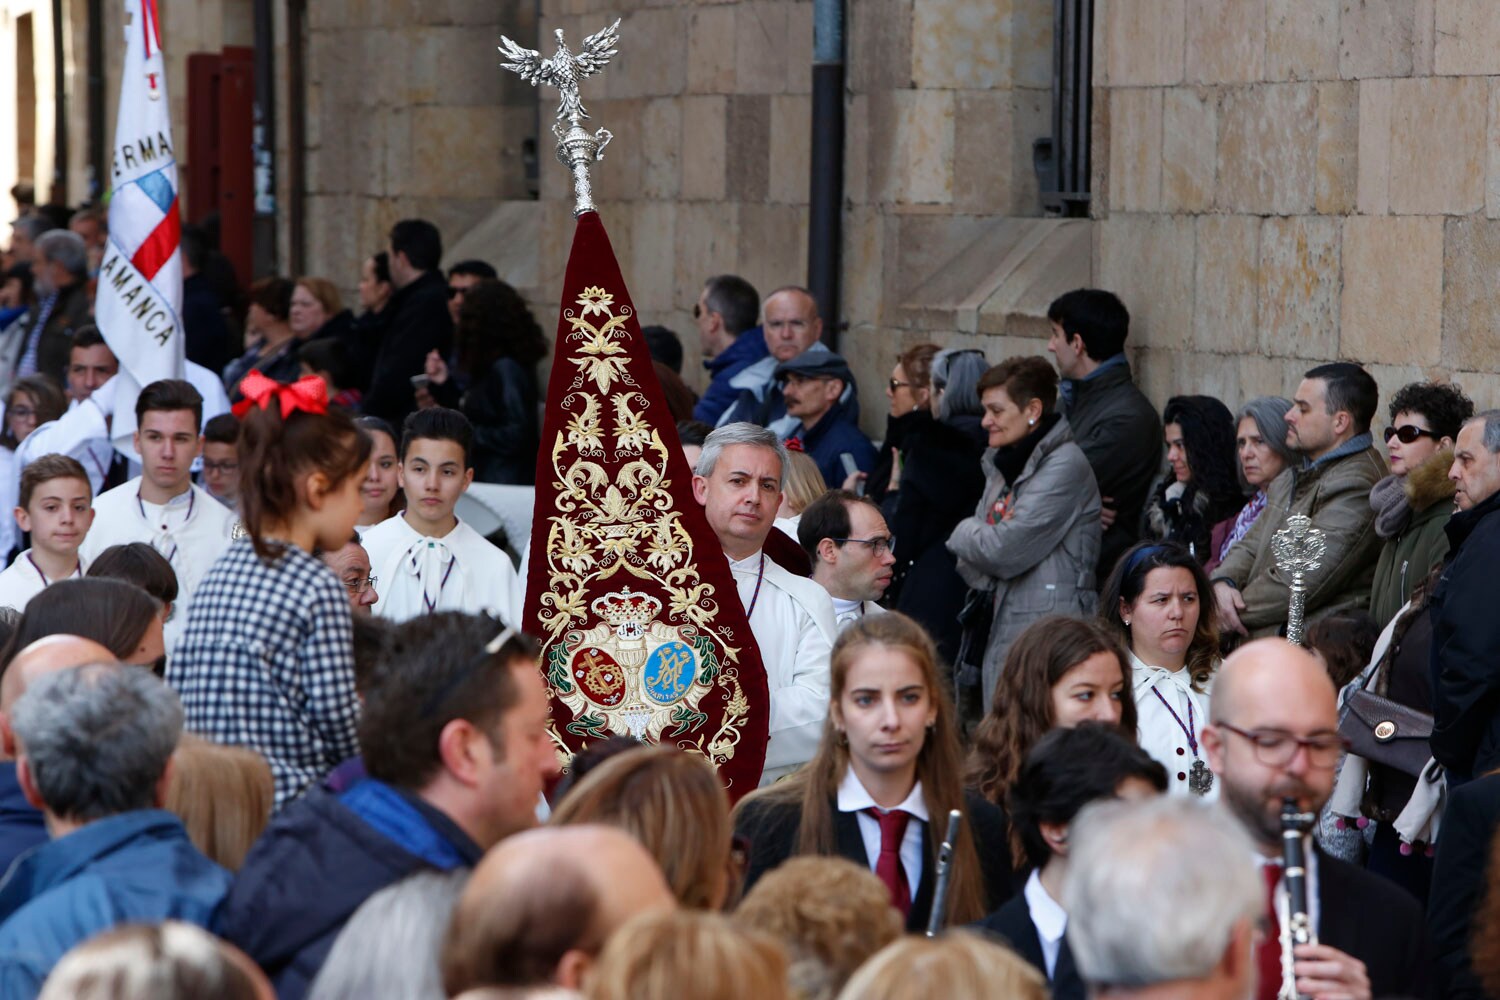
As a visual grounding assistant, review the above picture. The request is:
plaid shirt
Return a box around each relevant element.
[168,537,359,810]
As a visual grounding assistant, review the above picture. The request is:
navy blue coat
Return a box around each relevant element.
[789,397,877,491]
[694,327,768,426]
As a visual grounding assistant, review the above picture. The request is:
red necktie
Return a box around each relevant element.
[1256,863,1283,1000]
[867,807,912,917]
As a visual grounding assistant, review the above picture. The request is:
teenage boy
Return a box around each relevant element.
[361,407,522,625]
[199,413,240,510]
[79,379,236,650]
[0,455,95,610]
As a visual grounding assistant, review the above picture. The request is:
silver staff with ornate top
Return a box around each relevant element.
[1272,514,1327,646]
[498,19,621,217]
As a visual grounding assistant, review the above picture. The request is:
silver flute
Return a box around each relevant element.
[1278,796,1317,1000]
[925,809,964,937]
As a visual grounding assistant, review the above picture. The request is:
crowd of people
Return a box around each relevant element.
[2,199,1500,1000]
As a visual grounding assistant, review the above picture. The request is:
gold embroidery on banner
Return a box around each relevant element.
[538,285,748,768]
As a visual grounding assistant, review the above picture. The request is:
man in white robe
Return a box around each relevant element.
[692,422,837,784]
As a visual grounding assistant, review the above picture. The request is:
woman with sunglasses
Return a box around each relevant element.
[849,343,939,507]
[1368,381,1473,627]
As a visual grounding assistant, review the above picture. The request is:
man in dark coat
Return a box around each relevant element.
[775,350,876,489]
[692,274,766,425]
[216,614,560,1000]
[361,219,453,424]
[16,230,92,386]
[1046,288,1160,584]
[1202,639,1430,1000]
[1431,410,1500,784]
[1428,772,1500,999]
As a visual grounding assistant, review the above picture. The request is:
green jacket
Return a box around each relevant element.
[1215,436,1387,637]
[1368,449,1455,627]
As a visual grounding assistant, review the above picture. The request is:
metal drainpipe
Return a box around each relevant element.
[50,0,68,204]
[806,0,844,350]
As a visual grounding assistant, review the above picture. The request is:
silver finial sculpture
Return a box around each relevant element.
[1271,514,1326,646]
[499,19,621,217]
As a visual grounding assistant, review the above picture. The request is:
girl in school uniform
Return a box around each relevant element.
[168,371,371,810]
[733,612,1012,931]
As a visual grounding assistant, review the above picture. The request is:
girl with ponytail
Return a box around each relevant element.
[167,371,372,810]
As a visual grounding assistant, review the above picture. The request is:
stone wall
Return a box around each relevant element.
[1094,0,1500,413]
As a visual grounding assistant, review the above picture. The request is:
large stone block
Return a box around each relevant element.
[624,200,677,316]
[735,2,791,95]
[1013,0,1055,90]
[1162,86,1217,212]
[1357,78,1391,215]
[1339,216,1442,367]
[893,90,957,205]
[1186,0,1266,84]
[589,99,645,204]
[849,0,915,91]
[912,0,1009,90]
[686,5,737,93]
[1009,89,1050,215]
[679,96,727,201]
[1443,217,1500,371]
[1257,216,1341,361]
[1434,0,1500,76]
[845,94,871,206]
[1109,87,1164,212]
[407,26,506,107]
[736,203,808,302]
[842,206,890,328]
[1413,0,1437,75]
[954,90,1014,214]
[640,98,681,200]
[1266,0,1338,80]
[768,95,810,205]
[1098,214,1196,351]
[609,8,687,98]
[1193,215,1260,354]
[1216,83,1316,215]
[726,95,772,202]
[1315,81,1358,215]
[1339,0,1414,79]
[1488,81,1500,219]
[407,106,506,196]
[1387,77,1485,216]
[673,202,739,307]
[1105,0,1185,86]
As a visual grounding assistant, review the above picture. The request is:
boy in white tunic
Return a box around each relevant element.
[362,408,522,625]
[0,455,95,610]
[79,379,236,651]
[692,423,838,784]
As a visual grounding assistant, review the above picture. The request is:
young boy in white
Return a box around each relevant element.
[0,455,95,610]
[79,379,236,650]
[361,408,522,625]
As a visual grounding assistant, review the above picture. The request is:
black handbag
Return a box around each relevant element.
[1340,686,1434,778]
[953,587,995,686]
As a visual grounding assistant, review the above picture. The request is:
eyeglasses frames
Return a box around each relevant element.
[1383,424,1439,445]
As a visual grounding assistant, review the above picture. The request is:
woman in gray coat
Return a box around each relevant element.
[948,356,1103,704]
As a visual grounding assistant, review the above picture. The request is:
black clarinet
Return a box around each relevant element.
[925,809,963,937]
[1277,796,1317,1000]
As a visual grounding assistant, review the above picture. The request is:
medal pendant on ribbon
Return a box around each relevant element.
[1189,758,1214,796]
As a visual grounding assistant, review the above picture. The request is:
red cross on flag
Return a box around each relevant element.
[95,0,184,451]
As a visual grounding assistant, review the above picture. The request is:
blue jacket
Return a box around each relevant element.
[0,764,45,880]
[693,327,768,425]
[0,810,231,998]
[216,779,481,1000]
[788,397,878,489]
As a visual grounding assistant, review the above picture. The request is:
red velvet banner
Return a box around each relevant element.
[524,211,770,799]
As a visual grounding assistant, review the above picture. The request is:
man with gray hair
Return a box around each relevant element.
[1432,409,1500,783]
[692,422,837,782]
[1064,796,1260,999]
[6,213,53,266]
[9,228,91,387]
[0,663,231,997]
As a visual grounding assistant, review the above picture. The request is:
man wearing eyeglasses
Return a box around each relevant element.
[798,489,894,629]
[318,534,379,615]
[1201,639,1429,1000]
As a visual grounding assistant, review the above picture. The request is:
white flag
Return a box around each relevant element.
[95,0,184,453]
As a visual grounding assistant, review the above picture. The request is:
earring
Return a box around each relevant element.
[1122,617,1131,626]
[1028,418,1036,426]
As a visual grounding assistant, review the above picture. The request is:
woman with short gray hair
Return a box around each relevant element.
[1206,396,1296,573]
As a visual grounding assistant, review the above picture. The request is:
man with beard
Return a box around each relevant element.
[1200,640,1429,1000]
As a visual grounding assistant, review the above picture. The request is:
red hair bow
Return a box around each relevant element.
[232,370,329,418]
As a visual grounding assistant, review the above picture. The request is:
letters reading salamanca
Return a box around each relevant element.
[112,129,174,180]
[98,250,178,346]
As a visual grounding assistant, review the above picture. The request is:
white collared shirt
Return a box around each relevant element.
[1023,868,1068,978]
[1131,652,1218,800]
[363,512,523,626]
[728,549,837,783]
[830,595,887,631]
[0,549,84,611]
[837,766,929,894]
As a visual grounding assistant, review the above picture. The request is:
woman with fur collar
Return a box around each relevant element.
[1368,381,1474,628]
[1144,396,1243,565]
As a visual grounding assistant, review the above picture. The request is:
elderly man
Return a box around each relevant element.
[218,613,559,1000]
[0,636,116,874]
[8,229,91,387]
[0,662,231,997]
[718,286,838,431]
[1214,363,1386,637]
[1430,410,1500,784]
[441,825,676,995]
[319,534,380,615]
[693,423,837,782]
[775,351,875,488]
[798,489,894,629]
[1065,797,1259,1000]
[1201,639,1428,1000]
